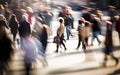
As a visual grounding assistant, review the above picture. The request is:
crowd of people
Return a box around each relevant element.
[0,0,120,75]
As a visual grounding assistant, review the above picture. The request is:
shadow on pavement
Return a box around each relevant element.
[47,65,115,75]
[108,68,120,75]
[48,45,120,59]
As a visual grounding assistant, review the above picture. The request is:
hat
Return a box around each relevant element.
[4,2,8,7]
[106,21,112,25]
[108,5,116,9]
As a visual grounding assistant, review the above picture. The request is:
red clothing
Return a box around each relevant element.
[27,12,33,25]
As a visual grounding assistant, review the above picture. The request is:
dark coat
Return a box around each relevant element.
[19,20,31,37]
[115,20,120,32]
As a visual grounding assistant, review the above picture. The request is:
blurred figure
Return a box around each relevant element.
[26,6,34,25]
[9,14,19,41]
[108,6,118,25]
[26,6,35,31]
[43,7,53,28]
[76,17,91,52]
[0,20,14,75]
[115,14,120,44]
[19,15,32,75]
[19,15,48,75]
[64,9,73,40]
[13,6,23,23]
[35,13,52,51]
[21,9,28,22]
[84,21,92,46]
[58,6,67,19]
[0,4,5,15]
[76,17,86,50]
[3,2,12,21]
[55,17,67,53]
[36,13,46,25]
[102,21,119,67]
[20,1,28,10]
[90,14,101,46]
[0,14,9,29]
[81,7,91,22]
[31,0,40,16]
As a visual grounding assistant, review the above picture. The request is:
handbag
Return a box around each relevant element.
[53,36,60,44]
[81,27,91,39]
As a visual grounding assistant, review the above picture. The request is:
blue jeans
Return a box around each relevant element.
[66,26,72,39]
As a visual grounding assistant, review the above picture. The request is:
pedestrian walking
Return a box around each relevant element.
[55,17,67,53]
[19,16,48,75]
[0,20,14,75]
[64,10,73,40]
[9,14,19,41]
[102,21,119,67]
[90,14,101,46]
[76,17,86,50]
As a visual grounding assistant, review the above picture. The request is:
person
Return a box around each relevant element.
[76,17,86,50]
[12,6,23,23]
[90,14,101,46]
[81,7,91,22]
[102,21,119,67]
[9,14,19,41]
[35,15,52,52]
[55,17,67,53]
[3,2,12,21]
[76,17,91,52]
[43,7,53,28]
[64,10,73,40]
[0,20,14,75]
[84,21,92,46]
[19,15,48,75]
[0,14,9,29]
[0,4,5,15]
[108,6,118,24]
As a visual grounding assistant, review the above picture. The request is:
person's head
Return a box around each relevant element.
[85,21,92,27]
[10,14,16,19]
[58,17,64,23]
[78,19,82,24]
[79,17,85,23]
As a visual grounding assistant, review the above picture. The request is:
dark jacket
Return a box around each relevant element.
[19,20,31,37]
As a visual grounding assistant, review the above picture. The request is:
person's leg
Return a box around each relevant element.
[102,54,108,67]
[94,32,101,44]
[82,40,87,52]
[110,53,119,66]
[85,37,89,46]
[61,41,67,50]
[77,35,81,49]
[55,44,59,53]
[61,34,67,50]
[91,32,95,45]
[66,26,69,40]
[25,63,32,75]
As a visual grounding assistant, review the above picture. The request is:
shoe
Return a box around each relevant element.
[76,47,79,50]
[55,50,58,53]
[65,48,67,50]
[115,58,119,66]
